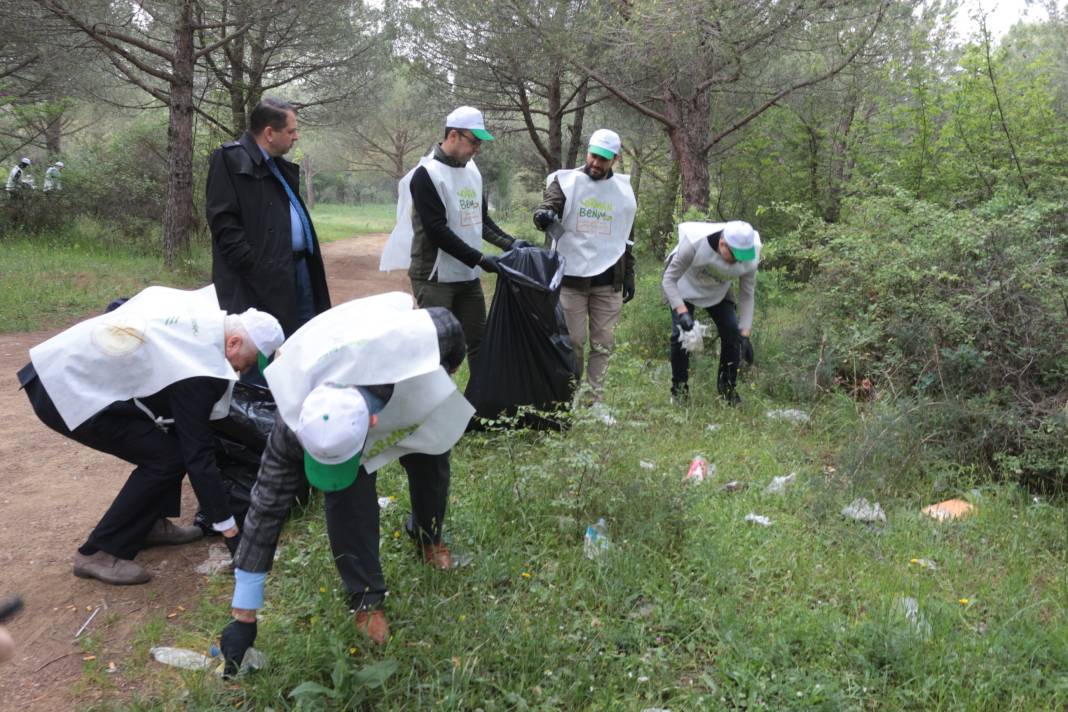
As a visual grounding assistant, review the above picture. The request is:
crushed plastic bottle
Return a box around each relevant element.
[744,513,773,527]
[764,472,797,494]
[151,646,214,670]
[208,645,268,675]
[583,518,611,559]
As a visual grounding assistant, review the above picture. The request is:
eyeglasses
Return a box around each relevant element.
[457,131,482,146]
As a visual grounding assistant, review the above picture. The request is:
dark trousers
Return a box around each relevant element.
[22,374,183,561]
[328,452,451,611]
[669,300,742,396]
[410,277,486,376]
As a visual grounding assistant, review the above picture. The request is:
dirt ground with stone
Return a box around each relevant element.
[0,234,408,711]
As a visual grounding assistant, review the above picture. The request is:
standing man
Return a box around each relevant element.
[217,293,472,668]
[17,286,284,585]
[206,98,330,344]
[532,129,637,412]
[661,221,760,406]
[6,157,33,196]
[43,161,63,192]
[381,106,523,376]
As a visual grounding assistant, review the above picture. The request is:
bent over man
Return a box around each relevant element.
[19,286,283,585]
[533,129,637,407]
[218,293,472,671]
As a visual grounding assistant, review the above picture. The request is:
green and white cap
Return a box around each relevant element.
[237,308,284,358]
[297,383,374,492]
[588,129,621,159]
[722,221,757,262]
[446,106,494,141]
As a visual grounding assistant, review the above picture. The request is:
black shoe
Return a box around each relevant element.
[671,382,689,406]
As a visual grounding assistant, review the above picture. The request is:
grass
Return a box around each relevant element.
[0,204,393,332]
[99,268,1068,711]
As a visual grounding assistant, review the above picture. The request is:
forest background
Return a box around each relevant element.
[1,0,1066,709]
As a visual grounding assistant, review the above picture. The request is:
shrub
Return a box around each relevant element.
[778,194,1068,490]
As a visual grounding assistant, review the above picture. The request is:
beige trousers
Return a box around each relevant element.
[560,284,623,400]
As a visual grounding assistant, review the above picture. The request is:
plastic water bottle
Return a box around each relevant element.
[150,646,214,670]
[208,644,267,674]
[583,518,610,559]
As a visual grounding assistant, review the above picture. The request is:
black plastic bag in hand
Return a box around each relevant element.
[741,335,754,365]
[224,532,242,557]
[220,619,257,678]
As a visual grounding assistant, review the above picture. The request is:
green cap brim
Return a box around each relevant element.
[588,145,616,159]
[471,127,494,141]
[303,450,362,492]
[729,245,757,262]
[257,353,269,373]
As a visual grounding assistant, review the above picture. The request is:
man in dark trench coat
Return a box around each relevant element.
[206,97,331,347]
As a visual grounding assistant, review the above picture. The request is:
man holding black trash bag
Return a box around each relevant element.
[532,129,637,412]
[218,293,472,670]
[17,286,283,585]
[661,221,759,406]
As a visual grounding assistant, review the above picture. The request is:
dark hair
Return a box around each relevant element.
[249,98,295,135]
[444,127,457,141]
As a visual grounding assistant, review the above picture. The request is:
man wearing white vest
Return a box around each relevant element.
[661,221,760,406]
[218,294,472,668]
[17,286,284,585]
[380,106,524,376]
[532,129,637,408]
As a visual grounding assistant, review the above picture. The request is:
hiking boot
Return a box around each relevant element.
[354,609,390,645]
[670,381,689,406]
[144,518,203,547]
[74,551,151,585]
[420,542,455,571]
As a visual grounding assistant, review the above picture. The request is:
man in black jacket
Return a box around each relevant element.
[206,98,331,341]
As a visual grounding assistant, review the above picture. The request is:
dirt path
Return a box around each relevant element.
[0,234,408,711]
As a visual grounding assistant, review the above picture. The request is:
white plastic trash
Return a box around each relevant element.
[842,498,886,523]
[679,321,710,353]
[745,513,772,527]
[583,518,611,559]
[764,472,796,494]
[639,460,655,470]
[151,647,214,670]
[766,408,810,424]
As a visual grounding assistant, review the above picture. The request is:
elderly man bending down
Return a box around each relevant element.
[219,293,472,672]
[18,286,283,585]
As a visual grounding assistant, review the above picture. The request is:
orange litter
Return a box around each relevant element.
[922,498,975,521]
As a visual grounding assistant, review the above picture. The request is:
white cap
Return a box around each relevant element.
[19,157,30,165]
[588,129,621,159]
[297,384,370,463]
[445,106,494,141]
[55,161,64,168]
[237,308,284,356]
[721,221,758,262]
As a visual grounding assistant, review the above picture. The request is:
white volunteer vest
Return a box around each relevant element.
[30,285,237,430]
[551,169,637,277]
[380,153,485,283]
[672,221,761,305]
[265,292,474,470]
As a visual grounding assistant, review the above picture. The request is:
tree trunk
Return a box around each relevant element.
[564,77,589,169]
[44,110,63,155]
[665,92,712,212]
[303,155,316,209]
[546,71,562,172]
[163,0,196,268]
[228,1,249,135]
[650,154,681,260]
[823,101,856,223]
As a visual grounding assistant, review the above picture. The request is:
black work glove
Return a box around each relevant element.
[511,239,531,250]
[532,209,556,231]
[479,254,500,274]
[677,311,694,332]
[741,335,754,365]
[427,307,467,373]
[220,619,257,678]
[622,278,635,304]
[224,531,241,557]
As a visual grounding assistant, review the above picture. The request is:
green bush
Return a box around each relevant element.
[779,194,1068,490]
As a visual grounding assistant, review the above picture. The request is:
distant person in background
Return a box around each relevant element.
[6,157,33,196]
[206,97,331,364]
[532,129,637,414]
[661,221,760,406]
[43,161,63,192]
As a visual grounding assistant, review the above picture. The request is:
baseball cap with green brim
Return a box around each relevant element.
[588,128,622,159]
[297,383,386,492]
[446,106,494,141]
[722,220,757,262]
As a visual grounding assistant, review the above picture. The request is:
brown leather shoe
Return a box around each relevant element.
[354,609,390,645]
[420,542,454,571]
[144,518,203,547]
[73,551,151,585]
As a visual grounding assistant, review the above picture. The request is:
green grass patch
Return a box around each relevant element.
[0,219,210,333]
[112,281,1068,711]
[310,203,396,241]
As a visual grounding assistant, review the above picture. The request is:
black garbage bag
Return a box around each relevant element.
[464,246,579,429]
[195,381,308,533]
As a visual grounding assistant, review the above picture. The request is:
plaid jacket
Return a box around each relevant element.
[232,412,306,573]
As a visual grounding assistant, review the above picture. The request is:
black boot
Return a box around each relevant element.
[717,371,742,406]
[671,381,689,405]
